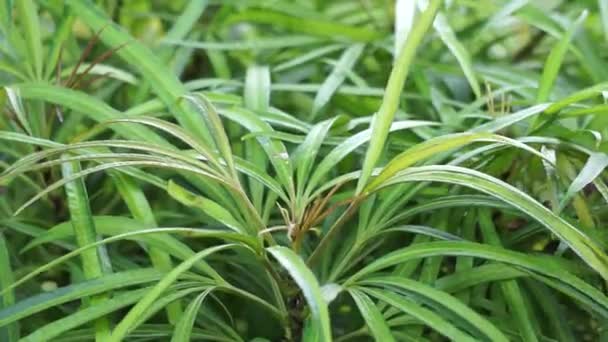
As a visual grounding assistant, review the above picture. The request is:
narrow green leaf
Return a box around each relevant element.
[16,0,42,78]
[0,131,59,148]
[1,228,241,297]
[184,94,237,177]
[267,246,331,341]
[170,288,214,342]
[15,84,169,146]
[21,216,248,262]
[433,13,481,98]
[112,173,182,324]
[293,118,336,198]
[60,63,138,84]
[560,104,608,117]
[44,12,74,81]
[369,194,504,235]
[312,44,364,117]
[545,82,608,114]
[130,287,214,337]
[0,269,161,326]
[226,10,380,42]
[98,117,220,170]
[162,0,208,60]
[167,180,248,235]
[220,107,294,197]
[271,82,395,97]
[19,288,148,342]
[273,44,344,72]
[0,232,17,342]
[377,165,608,279]
[349,289,395,341]
[478,209,538,342]
[485,0,529,29]
[363,288,476,342]
[370,225,463,242]
[470,103,550,133]
[232,155,288,203]
[164,36,322,51]
[4,87,32,135]
[23,224,244,284]
[19,286,210,342]
[110,245,234,341]
[347,241,608,317]
[1,139,211,186]
[0,61,27,81]
[524,280,575,342]
[0,0,12,33]
[244,64,271,212]
[244,65,271,114]
[365,133,545,193]
[537,11,588,103]
[394,0,416,55]
[601,0,608,42]
[565,152,608,200]
[359,276,509,341]
[61,158,111,340]
[435,264,527,293]
[356,0,440,193]
[11,158,224,216]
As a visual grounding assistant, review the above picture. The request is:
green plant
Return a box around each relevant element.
[2,0,608,341]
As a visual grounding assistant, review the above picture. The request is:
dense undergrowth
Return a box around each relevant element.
[2,0,608,341]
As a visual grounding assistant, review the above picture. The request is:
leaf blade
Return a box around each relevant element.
[267,246,331,341]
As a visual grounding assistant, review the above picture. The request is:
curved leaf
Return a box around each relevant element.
[358,276,509,341]
[347,241,608,318]
[376,165,608,279]
[0,269,161,326]
[267,246,331,341]
[356,0,441,193]
[348,289,395,342]
[110,244,235,341]
[170,288,215,342]
[365,133,546,193]
[363,288,476,342]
